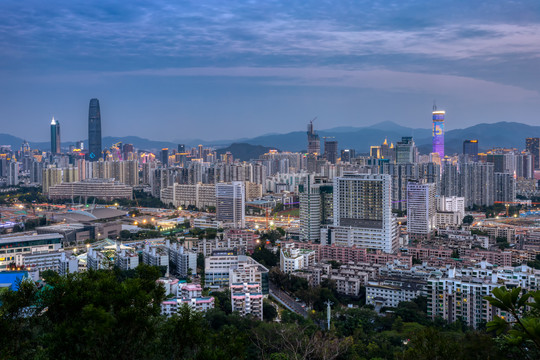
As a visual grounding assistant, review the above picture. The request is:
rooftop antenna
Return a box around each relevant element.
[433,100,437,111]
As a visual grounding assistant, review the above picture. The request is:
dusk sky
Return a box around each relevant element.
[1,0,540,143]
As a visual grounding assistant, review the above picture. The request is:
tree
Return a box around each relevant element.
[119,229,132,239]
[463,215,474,225]
[251,246,279,267]
[263,300,278,322]
[1,265,166,360]
[484,286,540,355]
[527,254,540,270]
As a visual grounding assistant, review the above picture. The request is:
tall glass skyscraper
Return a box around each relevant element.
[432,109,445,159]
[88,98,102,161]
[50,117,61,154]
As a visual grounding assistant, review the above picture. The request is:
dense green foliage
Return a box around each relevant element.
[1,267,537,359]
[484,286,540,358]
[462,215,474,225]
[251,246,279,267]
[527,254,540,270]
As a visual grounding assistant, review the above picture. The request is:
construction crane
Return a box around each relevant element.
[246,204,271,229]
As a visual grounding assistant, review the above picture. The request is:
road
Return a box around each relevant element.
[269,283,308,318]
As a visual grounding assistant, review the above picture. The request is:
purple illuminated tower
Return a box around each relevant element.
[432,108,445,159]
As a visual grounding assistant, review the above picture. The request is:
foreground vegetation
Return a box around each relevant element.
[1,266,539,359]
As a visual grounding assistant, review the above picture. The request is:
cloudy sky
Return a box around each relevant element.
[1,0,539,142]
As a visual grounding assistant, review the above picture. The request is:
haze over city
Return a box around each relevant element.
[1,0,540,142]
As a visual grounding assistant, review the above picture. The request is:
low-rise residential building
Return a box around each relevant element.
[229,257,269,295]
[225,229,259,253]
[178,283,203,298]
[470,225,516,243]
[426,262,540,328]
[231,282,264,320]
[161,297,214,316]
[282,241,412,267]
[115,246,139,270]
[143,245,169,274]
[166,240,197,277]
[205,253,267,288]
[87,247,110,270]
[280,243,316,273]
[366,278,425,310]
[157,278,180,296]
[15,250,78,275]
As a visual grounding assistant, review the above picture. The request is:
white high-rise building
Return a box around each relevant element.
[299,175,333,242]
[7,161,20,186]
[216,181,245,228]
[323,173,398,253]
[406,181,436,240]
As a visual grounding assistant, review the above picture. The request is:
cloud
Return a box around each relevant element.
[98,65,540,102]
[2,1,540,66]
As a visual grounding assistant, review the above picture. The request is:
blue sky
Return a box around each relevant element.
[1,0,540,142]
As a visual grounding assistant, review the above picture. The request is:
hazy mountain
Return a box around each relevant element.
[1,121,538,155]
[235,121,538,154]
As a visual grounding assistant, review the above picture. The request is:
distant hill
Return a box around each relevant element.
[233,121,539,154]
[2,121,539,155]
[0,135,178,153]
[215,143,278,162]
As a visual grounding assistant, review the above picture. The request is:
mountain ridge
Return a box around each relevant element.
[1,121,538,155]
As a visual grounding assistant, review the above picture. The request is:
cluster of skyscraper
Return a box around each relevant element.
[49,98,102,161]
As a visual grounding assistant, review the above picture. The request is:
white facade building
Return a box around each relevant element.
[142,245,169,274]
[15,250,78,275]
[406,181,436,240]
[231,282,264,320]
[280,243,316,274]
[323,173,398,253]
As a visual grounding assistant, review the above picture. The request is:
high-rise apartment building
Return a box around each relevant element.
[494,173,516,203]
[526,137,539,169]
[307,119,320,155]
[324,139,338,164]
[122,143,134,160]
[460,162,495,208]
[341,149,356,163]
[463,140,478,161]
[406,181,436,240]
[381,163,419,211]
[299,176,333,242]
[161,148,169,167]
[88,98,102,161]
[432,109,445,159]
[42,166,63,195]
[323,173,398,253]
[216,181,245,228]
[50,117,61,155]
[7,161,20,186]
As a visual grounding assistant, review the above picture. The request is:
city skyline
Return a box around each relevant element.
[1,1,540,141]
